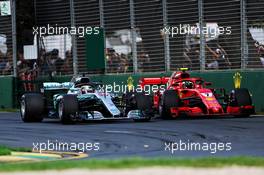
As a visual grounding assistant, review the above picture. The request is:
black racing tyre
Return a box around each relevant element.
[159,90,179,119]
[133,93,152,122]
[123,91,136,116]
[230,88,252,106]
[124,92,152,110]
[58,95,78,124]
[135,93,152,110]
[234,88,252,106]
[20,93,44,122]
[230,88,253,118]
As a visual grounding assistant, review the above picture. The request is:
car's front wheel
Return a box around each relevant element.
[58,95,78,124]
[20,93,44,122]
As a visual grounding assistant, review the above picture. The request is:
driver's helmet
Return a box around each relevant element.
[81,85,94,94]
[182,81,194,89]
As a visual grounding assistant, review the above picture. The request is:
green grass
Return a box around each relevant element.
[9,147,32,153]
[0,157,264,172]
[0,146,11,156]
[0,145,31,156]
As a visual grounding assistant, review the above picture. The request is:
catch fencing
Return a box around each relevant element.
[0,0,264,77]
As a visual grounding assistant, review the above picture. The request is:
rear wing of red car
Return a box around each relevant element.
[139,77,170,88]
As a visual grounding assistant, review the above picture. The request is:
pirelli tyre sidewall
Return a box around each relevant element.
[58,95,78,124]
[20,93,44,122]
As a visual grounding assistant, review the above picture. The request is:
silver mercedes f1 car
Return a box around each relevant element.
[20,77,153,124]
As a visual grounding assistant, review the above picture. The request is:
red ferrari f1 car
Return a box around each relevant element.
[138,68,255,119]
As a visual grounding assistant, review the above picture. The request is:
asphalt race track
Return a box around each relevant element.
[0,112,264,158]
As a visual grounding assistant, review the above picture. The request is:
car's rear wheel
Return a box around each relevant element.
[58,95,78,124]
[159,90,179,119]
[230,88,253,118]
[233,88,252,106]
[133,93,153,122]
[20,93,44,122]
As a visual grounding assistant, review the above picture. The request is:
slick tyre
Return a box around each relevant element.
[133,93,152,122]
[20,93,44,122]
[159,90,179,119]
[233,88,252,106]
[58,95,78,124]
[230,88,253,118]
